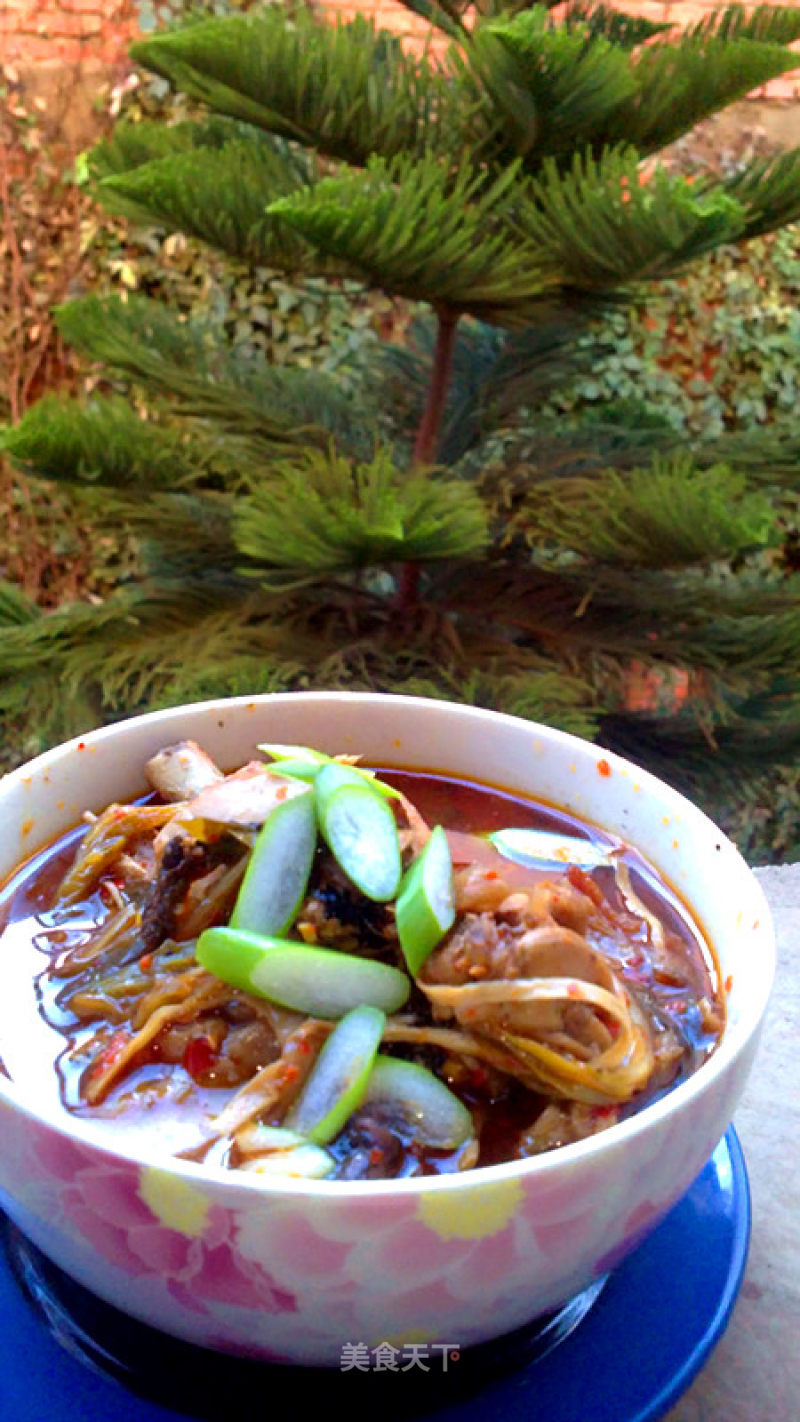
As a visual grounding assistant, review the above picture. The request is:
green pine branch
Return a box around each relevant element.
[522,455,775,568]
[232,445,489,575]
[720,148,800,239]
[0,582,39,629]
[96,141,330,273]
[602,31,800,154]
[89,114,278,179]
[0,579,281,744]
[601,674,800,795]
[454,9,638,165]
[688,3,800,45]
[395,0,465,39]
[561,4,673,47]
[1,395,212,491]
[439,557,800,677]
[130,10,446,167]
[375,308,601,463]
[383,656,600,740]
[55,296,374,459]
[517,149,744,288]
[268,153,557,323]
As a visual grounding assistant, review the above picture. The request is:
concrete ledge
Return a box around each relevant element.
[666,865,800,1419]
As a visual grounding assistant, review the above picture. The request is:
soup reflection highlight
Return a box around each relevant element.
[0,742,724,1181]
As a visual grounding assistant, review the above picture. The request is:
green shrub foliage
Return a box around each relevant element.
[6,0,800,832]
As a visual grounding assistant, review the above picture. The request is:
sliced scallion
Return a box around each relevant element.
[362,1055,473,1148]
[284,1003,385,1144]
[240,1143,334,1179]
[315,763,402,902]
[396,825,455,976]
[195,927,410,1017]
[229,786,316,936]
[488,827,613,872]
[259,744,400,799]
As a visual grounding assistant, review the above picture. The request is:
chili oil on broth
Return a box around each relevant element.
[0,827,233,1157]
[0,767,725,1176]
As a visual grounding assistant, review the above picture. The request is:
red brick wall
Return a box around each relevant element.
[0,0,138,67]
[1,0,798,94]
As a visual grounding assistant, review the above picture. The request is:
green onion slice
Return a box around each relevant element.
[241,1143,334,1179]
[229,786,316,936]
[362,1056,473,1148]
[259,744,400,799]
[488,828,614,871]
[315,764,402,902]
[195,927,410,1017]
[237,1124,307,1153]
[396,826,455,976]
[259,744,330,767]
[285,1004,385,1144]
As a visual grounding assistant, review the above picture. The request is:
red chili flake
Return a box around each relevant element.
[77,741,86,751]
[567,864,604,909]
[566,981,580,998]
[85,1028,130,1081]
[369,1147,384,1166]
[183,1036,217,1080]
[597,758,611,778]
[484,870,499,881]
[725,975,734,994]
[593,1105,616,1118]
[138,953,154,973]
[607,1019,620,1037]
[283,1064,301,1082]
[297,1037,312,1055]
[653,967,684,988]
[276,786,288,802]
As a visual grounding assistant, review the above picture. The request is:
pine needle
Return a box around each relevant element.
[130,10,446,167]
[524,455,774,567]
[233,446,488,573]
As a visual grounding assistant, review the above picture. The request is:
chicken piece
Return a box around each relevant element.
[518,1101,619,1157]
[145,741,224,802]
[452,859,593,935]
[421,908,619,1057]
[153,761,312,865]
[424,911,614,991]
[182,762,311,831]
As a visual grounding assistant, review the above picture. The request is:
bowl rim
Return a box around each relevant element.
[0,691,775,1198]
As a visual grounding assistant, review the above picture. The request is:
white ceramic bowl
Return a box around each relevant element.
[0,694,773,1365]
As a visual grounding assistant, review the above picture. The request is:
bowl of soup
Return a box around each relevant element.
[0,693,772,1365]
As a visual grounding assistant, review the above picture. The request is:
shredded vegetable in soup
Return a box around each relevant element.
[0,742,725,1181]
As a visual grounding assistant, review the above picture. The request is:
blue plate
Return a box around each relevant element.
[0,1129,749,1422]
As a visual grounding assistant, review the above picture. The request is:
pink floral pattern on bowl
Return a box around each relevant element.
[0,1055,751,1364]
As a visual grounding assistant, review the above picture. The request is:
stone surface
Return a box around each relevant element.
[665,865,800,1421]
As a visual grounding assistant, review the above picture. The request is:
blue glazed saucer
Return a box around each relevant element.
[0,1129,749,1422]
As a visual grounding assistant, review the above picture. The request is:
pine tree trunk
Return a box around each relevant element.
[397,308,459,609]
